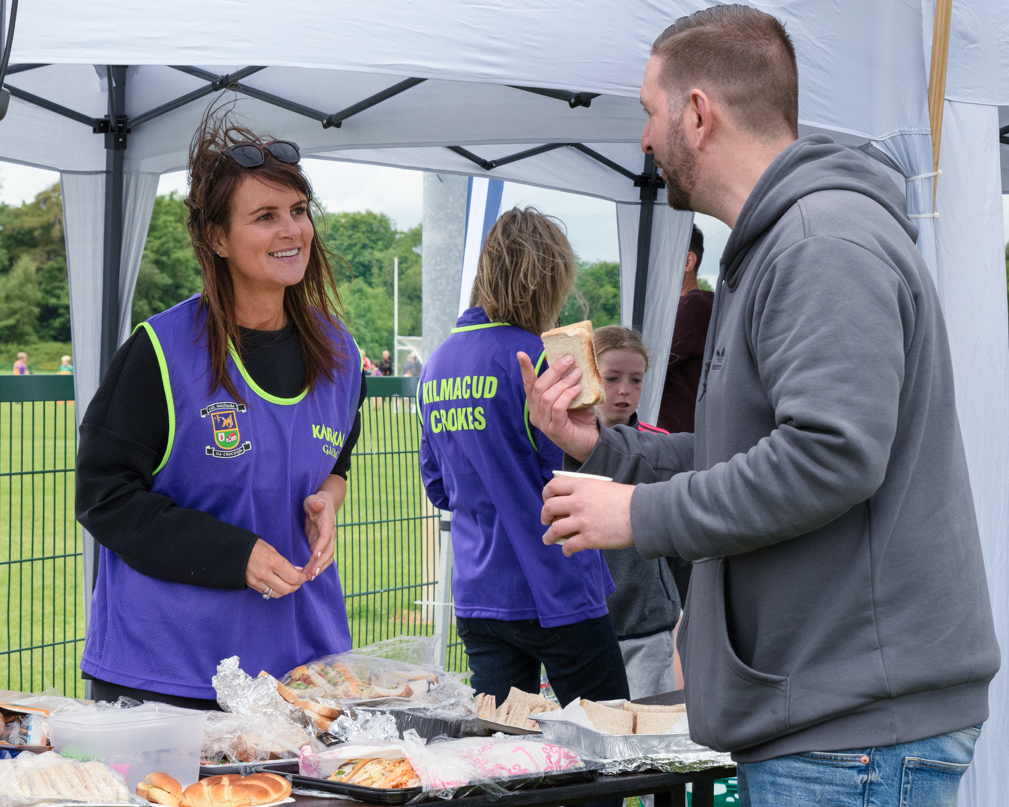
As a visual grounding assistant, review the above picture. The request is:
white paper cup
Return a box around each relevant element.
[552,470,613,482]
[549,471,613,543]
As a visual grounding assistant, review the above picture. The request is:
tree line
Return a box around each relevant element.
[0,183,625,364]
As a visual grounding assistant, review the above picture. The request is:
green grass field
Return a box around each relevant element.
[0,392,466,698]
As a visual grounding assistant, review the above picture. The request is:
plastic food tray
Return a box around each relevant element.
[354,706,481,740]
[200,758,299,775]
[474,717,540,735]
[259,761,598,804]
[255,762,420,805]
[535,718,699,762]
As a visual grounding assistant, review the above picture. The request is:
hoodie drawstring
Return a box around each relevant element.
[698,269,726,402]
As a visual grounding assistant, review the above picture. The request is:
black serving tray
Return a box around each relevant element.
[255,761,421,805]
[257,761,598,804]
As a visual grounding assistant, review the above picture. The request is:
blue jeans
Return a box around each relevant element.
[456,615,629,707]
[736,725,982,807]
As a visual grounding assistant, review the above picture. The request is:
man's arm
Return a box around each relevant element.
[633,238,910,562]
[519,351,694,556]
[578,423,694,483]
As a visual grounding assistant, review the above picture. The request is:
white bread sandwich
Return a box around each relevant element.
[579,699,634,734]
[540,320,605,409]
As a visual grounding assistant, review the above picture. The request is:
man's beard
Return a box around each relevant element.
[660,118,697,212]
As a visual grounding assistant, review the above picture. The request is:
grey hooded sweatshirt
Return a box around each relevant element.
[576,135,999,762]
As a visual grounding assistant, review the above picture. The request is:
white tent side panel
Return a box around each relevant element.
[616,204,692,426]
[62,172,106,423]
[933,102,1009,807]
[117,173,160,341]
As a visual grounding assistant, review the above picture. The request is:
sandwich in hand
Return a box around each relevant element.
[540,320,605,409]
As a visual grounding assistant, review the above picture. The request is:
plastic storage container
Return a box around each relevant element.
[48,703,206,790]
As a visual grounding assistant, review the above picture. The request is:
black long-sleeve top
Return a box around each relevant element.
[76,321,366,590]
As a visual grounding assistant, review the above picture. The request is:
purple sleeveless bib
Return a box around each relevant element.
[81,296,360,699]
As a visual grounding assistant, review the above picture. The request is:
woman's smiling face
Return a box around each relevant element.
[215,174,314,302]
[597,348,647,428]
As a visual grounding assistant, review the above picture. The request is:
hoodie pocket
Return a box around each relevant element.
[682,558,791,752]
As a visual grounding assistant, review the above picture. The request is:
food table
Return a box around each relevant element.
[288,688,735,807]
[2,676,738,807]
[289,767,737,807]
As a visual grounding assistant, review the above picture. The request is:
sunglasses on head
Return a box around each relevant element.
[213,140,301,177]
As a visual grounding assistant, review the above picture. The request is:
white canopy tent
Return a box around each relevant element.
[2,1,1006,801]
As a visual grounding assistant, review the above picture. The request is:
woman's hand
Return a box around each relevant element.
[246,539,307,598]
[303,475,347,580]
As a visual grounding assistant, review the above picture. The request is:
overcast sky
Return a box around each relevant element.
[0,160,1005,289]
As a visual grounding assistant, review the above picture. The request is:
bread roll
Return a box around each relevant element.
[243,772,292,801]
[540,320,605,408]
[138,771,183,806]
[200,774,245,787]
[180,781,255,807]
[179,772,292,807]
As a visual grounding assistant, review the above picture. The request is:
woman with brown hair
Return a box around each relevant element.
[418,207,628,707]
[75,110,366,708]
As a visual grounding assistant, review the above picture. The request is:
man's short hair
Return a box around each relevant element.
[688,224,704,267]
[651,5,798,141]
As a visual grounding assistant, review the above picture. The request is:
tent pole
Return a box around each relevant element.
[927,0,952,212]
[632,154,660,333]
[93,65,127,601]
[100,65,127,378]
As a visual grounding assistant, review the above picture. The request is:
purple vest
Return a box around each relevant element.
[81,296,360,699]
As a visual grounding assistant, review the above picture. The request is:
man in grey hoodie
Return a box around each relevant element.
[518,6,999,806]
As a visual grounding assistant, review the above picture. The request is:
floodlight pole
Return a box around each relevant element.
[393,256,399,376]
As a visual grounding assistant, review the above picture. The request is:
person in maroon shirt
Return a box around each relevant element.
[657,224,712,608]
[657,224,713,434]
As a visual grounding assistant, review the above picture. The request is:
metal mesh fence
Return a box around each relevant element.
[0,374,466,698]
[0,375,84,697]
[336,377,467,673]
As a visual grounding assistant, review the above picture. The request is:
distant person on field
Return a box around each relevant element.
[360,348,373,374]
[376,349,392,376]
[403,352,422,378]
[657,224,713,435]
[13,352,29,375]
[593,326,680,699]
[58,355,74,375]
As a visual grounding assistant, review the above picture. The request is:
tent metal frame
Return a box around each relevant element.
[3,63,669,357]
[2,61,668,386]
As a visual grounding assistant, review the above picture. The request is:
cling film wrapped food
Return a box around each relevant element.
[279,638,472,709]
[401,731,592,800]
[200,711,317,765]
[326,756,421,789]
[534,701,732,774]
[300,730,593,800]
[0,750,143,806]
[206,657,322,764]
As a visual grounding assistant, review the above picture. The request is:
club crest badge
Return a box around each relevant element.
[200,402,251,458]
